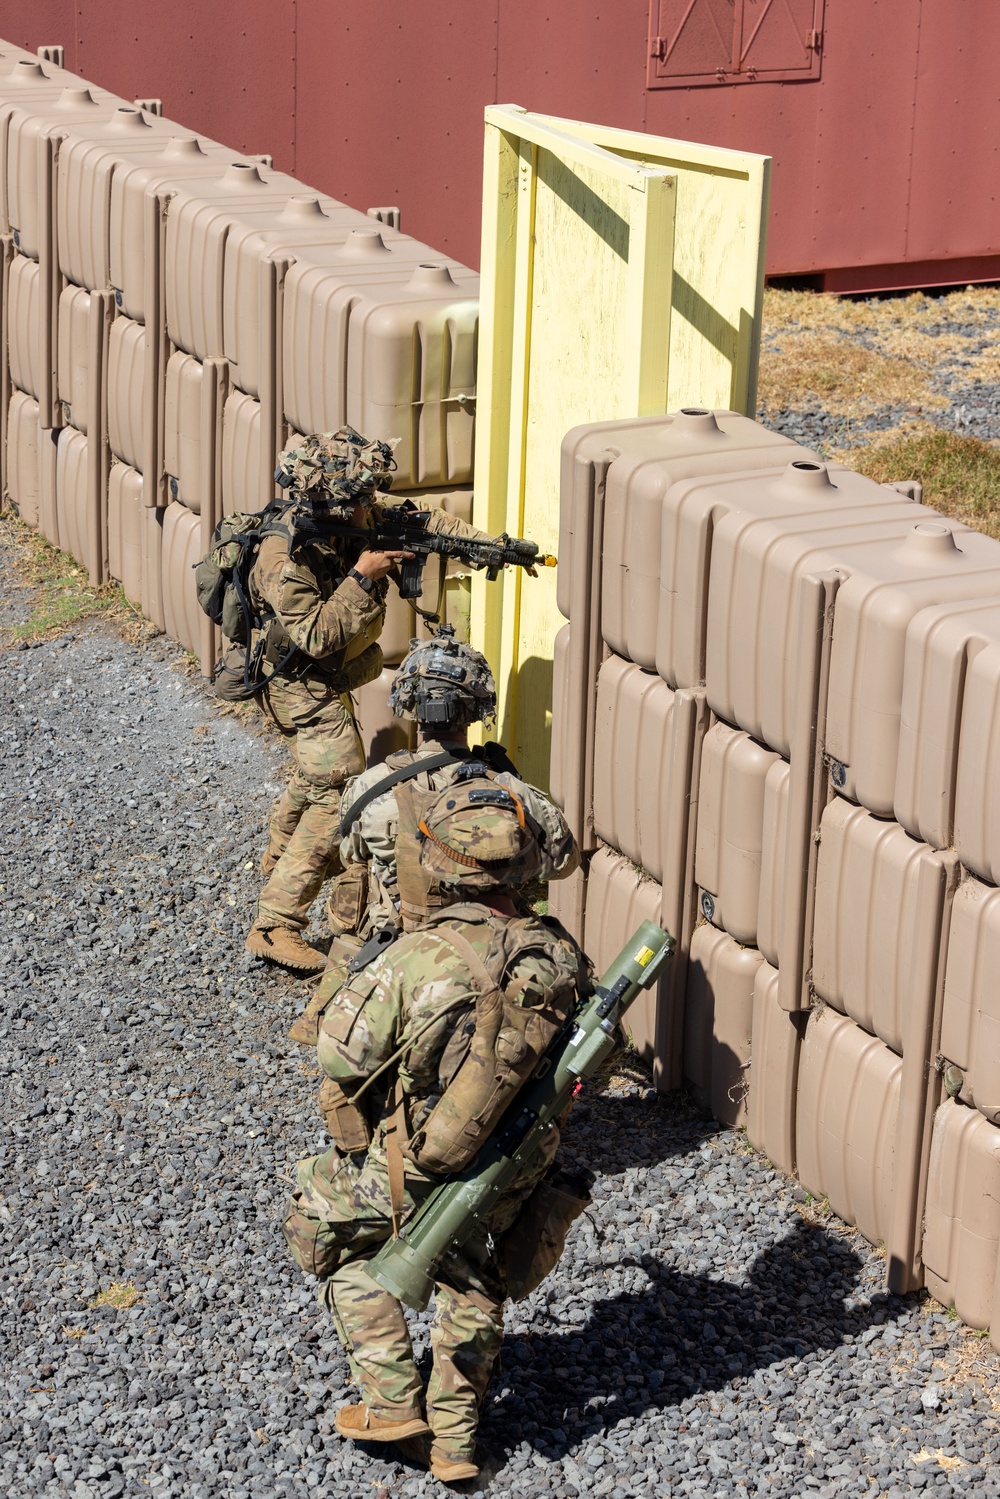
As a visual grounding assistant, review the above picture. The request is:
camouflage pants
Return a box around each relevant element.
[290,1133,555,1461]
[257,673,366,931]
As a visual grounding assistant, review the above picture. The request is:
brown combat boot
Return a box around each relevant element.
[430,1445,480,1484]
[245,923,326,973]
[394,1433,431,1468]
[334,1403,432,1443]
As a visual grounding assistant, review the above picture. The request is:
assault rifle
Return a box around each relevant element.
[325,501,557,606]
[365,920,674,1310]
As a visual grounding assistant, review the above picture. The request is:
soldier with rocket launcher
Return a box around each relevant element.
[281,777,673,1484]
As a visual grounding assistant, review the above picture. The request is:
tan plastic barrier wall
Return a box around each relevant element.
[0,45,480,768]
[551,406,1000,1327]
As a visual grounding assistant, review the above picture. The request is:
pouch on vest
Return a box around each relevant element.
[318,1076,374,1154]
[502,1164,594,1301]
[344,613,384,663]
[212,643,250,702]
[287,931,366,1048]
[326,863,369,937]
[404,917,582,1175]
[316,969,381,1080]
[394,778,447,931]
[213,635,273,701]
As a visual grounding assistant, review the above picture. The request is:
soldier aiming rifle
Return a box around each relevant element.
[196,426,552,974]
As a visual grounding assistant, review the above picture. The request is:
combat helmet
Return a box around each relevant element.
[274,427,397,520]
[418,779,542,890]
[389,624,496,729]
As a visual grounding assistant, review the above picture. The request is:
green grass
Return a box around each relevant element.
[1,511,140,641]
[88,1281,142,1311]
[840,429,1000,541]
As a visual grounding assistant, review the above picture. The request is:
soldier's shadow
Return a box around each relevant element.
[482,1219,899,1462]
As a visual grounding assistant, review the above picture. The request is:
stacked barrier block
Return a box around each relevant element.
[0,42,480,736]
[0,59,121,527]
[550,404,1000,1304]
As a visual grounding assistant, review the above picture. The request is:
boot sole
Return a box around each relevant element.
[430,1459,480,1482]
[335,1416,433,1443]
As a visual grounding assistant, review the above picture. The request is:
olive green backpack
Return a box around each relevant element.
[194,502,298,698]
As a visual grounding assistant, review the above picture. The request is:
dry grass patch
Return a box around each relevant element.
[0,511,142,643]
[88,1281,142,1311]
[833,428,1000,540]
[933,1324,1000,1413]
[912,1449,968,1472]
[758,328,937,418]
[759,285,1000,419]
[763,284,1000,338]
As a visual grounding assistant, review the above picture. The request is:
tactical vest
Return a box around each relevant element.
[196,504,387,697]
[401,907,585,1175]
[394,776,457,930]
[391,751,516,929]
[253,532,388,681]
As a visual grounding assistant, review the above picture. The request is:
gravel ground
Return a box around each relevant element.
[2,526,1000,1499]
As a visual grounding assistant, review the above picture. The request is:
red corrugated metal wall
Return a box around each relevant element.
[4,0,999,290]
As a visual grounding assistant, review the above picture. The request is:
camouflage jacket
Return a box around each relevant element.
[338,740,581,921]
[249,499,490,672]
[315,904,584,1108]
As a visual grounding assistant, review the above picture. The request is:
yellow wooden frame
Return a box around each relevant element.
[472,104,770,785]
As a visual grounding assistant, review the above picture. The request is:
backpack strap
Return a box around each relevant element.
[338,750,469,837]
[385,1080,409,1238]
[429,924,502,1000]
[479,740,520,777]
[429,921,533,1015]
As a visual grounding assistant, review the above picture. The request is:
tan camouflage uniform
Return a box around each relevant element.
[338,740,581,930]
[289,903,582,1463]
[251,501,490,934]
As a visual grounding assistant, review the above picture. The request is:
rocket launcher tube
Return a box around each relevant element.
[365,920,674,1310]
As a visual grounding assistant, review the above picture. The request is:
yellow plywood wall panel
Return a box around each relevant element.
[472,105,769,786]
[530,113,771,416]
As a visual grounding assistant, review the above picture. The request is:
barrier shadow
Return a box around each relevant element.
[482,1218,897,1462]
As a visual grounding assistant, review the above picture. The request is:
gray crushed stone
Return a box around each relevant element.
[2,558,1000,1498]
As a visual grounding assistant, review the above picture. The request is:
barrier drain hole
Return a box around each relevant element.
[700,890,716,922]
[830,760,847,788]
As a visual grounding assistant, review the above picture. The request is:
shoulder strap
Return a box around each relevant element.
[430,919,534,1012]
[338,749,468,836]
[431,923,502,999]
[479,740,520,777]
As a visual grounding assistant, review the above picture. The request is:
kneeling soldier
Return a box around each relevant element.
[336,625,580,934]
[282,783,588,1483]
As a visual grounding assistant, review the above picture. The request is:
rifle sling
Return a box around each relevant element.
[385,1081,408,1239]
[338,741,522,839]
[337,750,469,836]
